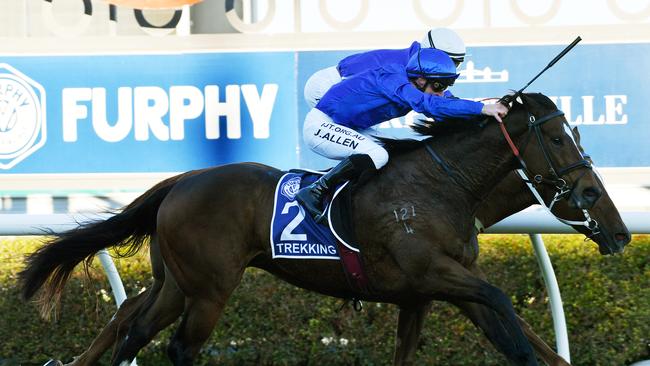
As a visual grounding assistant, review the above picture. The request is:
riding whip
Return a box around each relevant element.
[503,36,582,104]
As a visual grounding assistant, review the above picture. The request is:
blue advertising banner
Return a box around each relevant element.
[297,43,650,169]
[1,43,647,176]
[0,52,299,173]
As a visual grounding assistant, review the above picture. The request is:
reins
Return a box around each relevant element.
[424,143,485,202]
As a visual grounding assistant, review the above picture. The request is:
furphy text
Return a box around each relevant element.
[62,84,278,142]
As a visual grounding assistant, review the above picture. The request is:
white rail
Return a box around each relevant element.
[2,211,647,235]
[484,210,650,234]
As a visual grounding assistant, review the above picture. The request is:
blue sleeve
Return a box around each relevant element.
[389,80,483,120]
[443,90,456,99]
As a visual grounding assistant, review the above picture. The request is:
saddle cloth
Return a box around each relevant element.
[270,171,370,295]
[270,171,359,260]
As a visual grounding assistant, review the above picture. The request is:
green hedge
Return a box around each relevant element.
[1,235,648,366]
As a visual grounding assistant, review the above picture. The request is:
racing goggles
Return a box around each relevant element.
[427,76,457,92]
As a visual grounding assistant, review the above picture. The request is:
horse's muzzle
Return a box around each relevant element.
[597,230,631,255]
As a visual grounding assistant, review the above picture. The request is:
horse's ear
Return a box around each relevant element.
[502,92,524,108]
[572,126,581,143]
[515,95,524,105]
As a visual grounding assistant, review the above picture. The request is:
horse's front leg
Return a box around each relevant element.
[516,314,570,366]
[393,301,431,366]
[452,298,570,366]
[454,264,570,366]
[416,256,538,366]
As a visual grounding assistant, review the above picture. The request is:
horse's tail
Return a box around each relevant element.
[19,172,194,316]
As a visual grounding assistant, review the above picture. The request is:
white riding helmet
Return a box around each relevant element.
[420,28,466,65]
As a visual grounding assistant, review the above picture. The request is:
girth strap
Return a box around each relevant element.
[337,242,371,296]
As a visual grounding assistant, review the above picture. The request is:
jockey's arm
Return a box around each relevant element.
[394,82,484,121]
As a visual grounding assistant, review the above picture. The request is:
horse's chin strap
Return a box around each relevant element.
[515,169,600,236]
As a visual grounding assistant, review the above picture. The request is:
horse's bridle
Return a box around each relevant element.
[422,97,601,237]
[497,100,600,237]
[515,169,600,238]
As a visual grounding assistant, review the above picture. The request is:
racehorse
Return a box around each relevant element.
[45,166,628,366]
[20,93,627,366]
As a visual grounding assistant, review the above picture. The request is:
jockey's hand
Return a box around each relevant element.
[481,103,509,122]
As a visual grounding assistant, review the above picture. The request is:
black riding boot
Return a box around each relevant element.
[296,154,375,222]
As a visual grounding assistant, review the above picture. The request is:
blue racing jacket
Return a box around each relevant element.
[315,64,482,130]
[337,41,455,99]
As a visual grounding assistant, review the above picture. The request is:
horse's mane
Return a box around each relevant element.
[378,116,485,155]
[376,136,426,154]
[378,92,557,155]
[378,108,489,154]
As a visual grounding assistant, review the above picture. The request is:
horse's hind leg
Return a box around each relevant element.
[156,257,246,366]
[65,236,169,366]
[111,270,185,366]
[63,290,149,366]
[166,294,232,365]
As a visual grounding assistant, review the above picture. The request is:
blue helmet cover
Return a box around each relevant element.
[406,48,460,80]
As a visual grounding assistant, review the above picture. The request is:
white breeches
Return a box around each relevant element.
[303,66,343,108]
[303,108,389,169]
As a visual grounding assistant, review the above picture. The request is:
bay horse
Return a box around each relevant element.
[45,166,629,366]
[20,93,626,365]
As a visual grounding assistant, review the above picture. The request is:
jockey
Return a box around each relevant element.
[304,27,467,108]
[295,48,509,222]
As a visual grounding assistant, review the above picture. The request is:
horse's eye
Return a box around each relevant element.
[551,137,563,146]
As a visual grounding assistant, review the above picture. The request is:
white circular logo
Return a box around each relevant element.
[0,64,46,170]
[0,74,41,157]
[281,176,302,200]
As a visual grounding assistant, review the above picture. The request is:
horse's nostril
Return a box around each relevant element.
[615,232,630,244]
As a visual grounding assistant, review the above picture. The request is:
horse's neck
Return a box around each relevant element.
[361,124,521,224]
[476,171,537,228]
[427,123,522,208]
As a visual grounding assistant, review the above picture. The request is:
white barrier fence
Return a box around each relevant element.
[1,210,648,363]
[3,210,648,236]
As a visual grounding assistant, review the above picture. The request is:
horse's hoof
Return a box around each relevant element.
[43,360,63,366]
